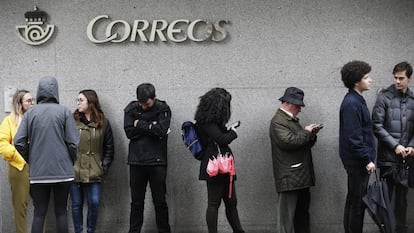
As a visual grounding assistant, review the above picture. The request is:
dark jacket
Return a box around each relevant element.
[14,76,79,183]
[372,85,414,166]
[339,89,376,167]
[124,99,171,166]
[269,108,316,192]
[74,117,114,183]
[197,122,237,181]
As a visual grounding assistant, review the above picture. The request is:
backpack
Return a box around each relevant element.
[181,121,204,160]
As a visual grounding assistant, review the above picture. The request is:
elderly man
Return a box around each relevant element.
[269,87,321,233]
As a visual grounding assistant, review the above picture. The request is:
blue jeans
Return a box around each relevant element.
[71,183,101,233]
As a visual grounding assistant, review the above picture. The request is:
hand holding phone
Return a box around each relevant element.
[311,123,323,133]
[228,121,241,129]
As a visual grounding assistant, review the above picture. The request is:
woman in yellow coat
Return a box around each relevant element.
[0,89,34,233]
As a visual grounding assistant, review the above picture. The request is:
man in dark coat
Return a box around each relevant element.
[124,83,172,233]
[269,87,321,233]
[339,61,376,233]
[372,61,414,233]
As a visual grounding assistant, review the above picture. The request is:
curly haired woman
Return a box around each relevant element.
[194,87,245,233]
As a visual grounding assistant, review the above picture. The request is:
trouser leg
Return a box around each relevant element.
[53,182,72,233]
[276,190,297,233]
[9,164,29,233]
[71,183,84,233]
[381,166,408,233]
[206,180,223,233]
[222,182,244,233]
[149,166,171,233]
[394,183,408,233]
[293,188,310,233]
[30,184,51,233]
[129,165,148,233]
[86,183,101,233]
[343,166,369,233]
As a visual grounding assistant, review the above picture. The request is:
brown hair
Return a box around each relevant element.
[73,89,105,127]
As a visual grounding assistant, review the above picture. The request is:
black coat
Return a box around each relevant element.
[123,99,171,166]
[197,123,237,181]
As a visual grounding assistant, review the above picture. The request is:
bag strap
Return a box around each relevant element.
[214,141,222,155]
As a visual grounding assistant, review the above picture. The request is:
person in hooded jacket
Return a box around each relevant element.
[124,83,172,233]
[71,89,114,233]
[0,89,34,233]
[14,76,79,233]
[194,87,245,233]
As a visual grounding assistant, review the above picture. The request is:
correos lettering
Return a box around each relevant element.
[87,15,229,43]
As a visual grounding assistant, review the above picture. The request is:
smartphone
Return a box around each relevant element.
[228,121,241,129]
[317,124,324,129]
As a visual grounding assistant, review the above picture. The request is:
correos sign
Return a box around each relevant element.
[87,15,229,43]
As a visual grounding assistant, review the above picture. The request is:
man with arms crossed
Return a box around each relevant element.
[124,83,172,233]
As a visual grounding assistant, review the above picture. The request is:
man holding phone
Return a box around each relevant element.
[372,62,414,233]
[269,86,321,233]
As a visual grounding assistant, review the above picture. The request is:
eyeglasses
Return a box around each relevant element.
[76,98,86,104]
[24,98,35,104]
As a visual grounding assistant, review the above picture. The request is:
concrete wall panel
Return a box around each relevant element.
[1,0,413,232]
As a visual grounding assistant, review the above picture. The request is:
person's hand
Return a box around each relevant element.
[406,147,414,156]
[395,145,408,158]
[366,162,376,174]
[305,123,319,133]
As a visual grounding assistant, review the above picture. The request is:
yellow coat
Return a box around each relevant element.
[0,114,26,170]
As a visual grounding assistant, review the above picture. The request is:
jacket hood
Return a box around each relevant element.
[36,76,59,104]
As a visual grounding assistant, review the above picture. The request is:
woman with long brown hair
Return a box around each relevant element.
[71,89,114,233]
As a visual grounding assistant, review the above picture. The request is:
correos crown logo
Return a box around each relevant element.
[16,6,55,46]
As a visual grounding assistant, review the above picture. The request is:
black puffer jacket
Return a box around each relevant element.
[372,85,414,166]
[124,99,171,166]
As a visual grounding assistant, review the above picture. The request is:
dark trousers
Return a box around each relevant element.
[128,165,171,233]
[206,178,244,233]
[275,188,310,233]
[343,166,370,233]
[30,181,72,233]
[381,166,408,233]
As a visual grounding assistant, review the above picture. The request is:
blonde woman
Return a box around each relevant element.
[0,89,34,233]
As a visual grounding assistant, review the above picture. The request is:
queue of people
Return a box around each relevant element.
[0,61,412,233]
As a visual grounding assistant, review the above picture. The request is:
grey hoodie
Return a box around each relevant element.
[14,76,79,183]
